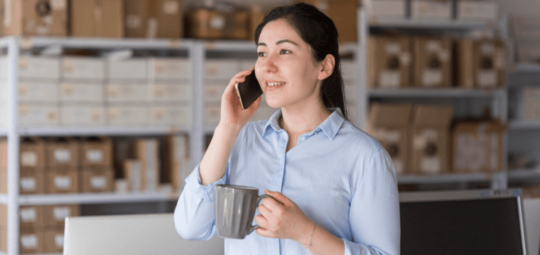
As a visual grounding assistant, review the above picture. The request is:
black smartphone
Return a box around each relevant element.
[235,70,263,110]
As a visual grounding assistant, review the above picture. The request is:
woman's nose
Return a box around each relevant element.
[259,54,278,73]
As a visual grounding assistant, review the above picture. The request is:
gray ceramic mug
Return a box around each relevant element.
[215,184,271,239]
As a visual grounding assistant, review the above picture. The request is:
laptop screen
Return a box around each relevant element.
[400,192,526,255]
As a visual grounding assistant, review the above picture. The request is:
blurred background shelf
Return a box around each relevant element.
[508,169,540,181]
[368,88,503,98]
[509,121,540,130]
[4,36,192,50]
[512,64,540,73]
[0,128,7,136]
[16,126,190,136]
[397,173,495,184]
[368,19,493,30]
[18,192,179,206]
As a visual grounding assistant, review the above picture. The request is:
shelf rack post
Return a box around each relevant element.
[190,41,205,170]
[357,8,368,130]
[6,36,20,255]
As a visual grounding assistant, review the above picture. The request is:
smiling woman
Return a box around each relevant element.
[174,3,400,255]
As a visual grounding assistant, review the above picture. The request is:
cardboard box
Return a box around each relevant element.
[522,87,540,121]
[4,0,68,36]
[413,37,452,88]
[368,36,412,88]
[185,8,227,39]
[411,0,452,21]
[124,160,141,192]
[106,105,148,126]
[224,9,249,40]
[59,82,104,104]
[0,204,6,229]
[365,0,406,21]
[60,105,105,126]
[368,103,413,175]
[148,105,192,127]
[135,139,160,192]
[80,168,114,193]
[44,204,80,229]
[48,170,79,194]
[80,137,113,167]
[71,0,124,38]
[19,206,45,230]
[20,137,46,170]
[18,81,58,103]
[0,169,6,194]
[18,103,59,127]
[0,139,7,169]
[113,139,135,179]
[298,0,358,42]
[410,105,454,174]
[452,121,506,173]
[164,135,190,190]
[62,57,105,81]
[249,5,265,40]
[0,0,4,36]
[455,39,505,89]
[204,83,227,102]
[17,57,60,80]
[19,228,45,254]
[106,83,148,103]
[0,229,6,253]
[46,137,79,169]
[125,0,183,38]
[205,60,240,81]
[149,83,191,103]
[43,228,64,253]
[20,170,46,195]
[108,59,147,81]
[148,58,191,81]
[457,1,498,22]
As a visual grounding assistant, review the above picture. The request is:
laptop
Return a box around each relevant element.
[524,198,540,255]
[63,213,224,255]
[400,189,528,255]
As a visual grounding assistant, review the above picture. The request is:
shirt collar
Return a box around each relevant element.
[262,108,345,140]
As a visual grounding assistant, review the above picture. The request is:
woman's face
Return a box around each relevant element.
[255,19,323,110]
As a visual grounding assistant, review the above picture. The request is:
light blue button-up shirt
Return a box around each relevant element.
[174,108,400,255]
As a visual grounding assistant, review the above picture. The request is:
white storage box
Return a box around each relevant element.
[148,58,191,81]
[108,59,148,81]
[106,83,148,103]
[60,105,105,126]
[18,82,58,103]
[149,84,191,103]
[148,105,192,127]
[18,103,59,126]
[411,0,452,21]
[457,1,498,22]
[205,60,240,81]
[366,0,406,21]
[62,57,105,81]
[59,82,104,103]
[341,61,357,82]
[204,83,227,102]
[18,57,60,80]
[238,60,256,72]
[107,105,148,126]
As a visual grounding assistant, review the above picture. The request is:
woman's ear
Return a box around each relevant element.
[318,54,335,80]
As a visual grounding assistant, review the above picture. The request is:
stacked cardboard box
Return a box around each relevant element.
[125,0,183,38]
[455,38,505,89]
[411,0,452,21]
[451,121,506,173]
[185,7,248,40]
[368,103,413,175]
[164,135,190,191]
[19,138,47,194]
[80,137,114,193]
[369,36,412,88]
[47,138,79,194]
[132,139,160,192]
[410,105,454,174]
[365,0,406,22]
[298,0,358,42]
[3,0,68,36]
[71,0,124,38]
[456,0,499,22]
[413,37,452,88]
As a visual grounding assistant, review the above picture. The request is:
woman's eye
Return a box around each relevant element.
[280,49,291,54]
[258,52,266,57]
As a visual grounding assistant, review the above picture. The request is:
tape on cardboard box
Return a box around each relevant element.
[47,170,79,194]
[80,137,113,167]
[43,228,64,253]
[19,228,45,254]
[44,204,80,228]
[19,170,46,195]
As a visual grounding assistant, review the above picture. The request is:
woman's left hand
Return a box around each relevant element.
[255,190,315,245]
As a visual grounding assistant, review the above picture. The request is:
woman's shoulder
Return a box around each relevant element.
[337,120,384,153]
[239,120,270,138]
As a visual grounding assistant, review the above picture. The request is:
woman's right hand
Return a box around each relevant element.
[219,67,262,129]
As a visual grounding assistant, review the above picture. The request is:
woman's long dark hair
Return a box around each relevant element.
[254,3,348,120]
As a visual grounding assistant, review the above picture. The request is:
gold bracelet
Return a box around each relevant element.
[304,222,316,251]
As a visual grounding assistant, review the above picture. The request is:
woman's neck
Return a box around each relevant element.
[278,101,332,136]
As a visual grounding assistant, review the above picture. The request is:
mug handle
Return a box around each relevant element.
[248,194,272,234]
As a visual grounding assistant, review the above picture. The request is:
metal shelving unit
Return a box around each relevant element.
[18,192,180,206]
[509,121,540,130]
[369,88,505,98]
[368,18,495,30]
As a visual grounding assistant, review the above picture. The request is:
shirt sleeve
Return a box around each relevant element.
[344,147,401,255]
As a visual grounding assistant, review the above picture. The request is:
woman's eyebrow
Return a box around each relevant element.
[276,39,298,46]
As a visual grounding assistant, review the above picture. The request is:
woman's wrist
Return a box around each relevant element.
[296,220,316,248]
[216,122,243,135]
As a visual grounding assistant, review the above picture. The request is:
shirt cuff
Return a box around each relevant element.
[342,238,353,255]
[184,164,227,202]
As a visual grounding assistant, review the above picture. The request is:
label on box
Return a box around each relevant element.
[20,208,37,222]
[54,176,71,189]
[421,156,440,174]
[393,159,404,174]
[21,152,38,167]
[385,43,401,54]
[478,70,497,87]
[63,62,74,74]
[54,149,71,162]
[427,41,441,52]
[455,133,486,171]
[481,43,495,54]
[51,0,66,10]
[19,58,29,70]
[20,178,36,191]
[91,176,107,189]
[163,1,179,14]
[423,69,442,86]
[126,15,142,29]
[55,234,64,248]
[21,235,38,249]
[400,53,411,66]
[61,83,74,95]
[209,16,225,30]
[87,150,103,163]
[18,83,29,96]
[54,207,70,220]
[379,71,400,87]
[490,134,499,170]
[42,16,53,25]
